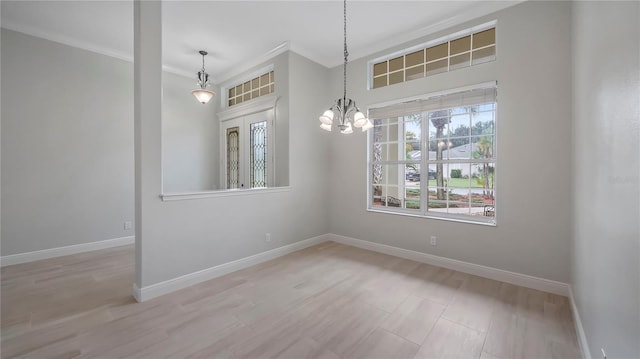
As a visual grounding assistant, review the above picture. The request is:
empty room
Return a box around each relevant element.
[1,1,638,358]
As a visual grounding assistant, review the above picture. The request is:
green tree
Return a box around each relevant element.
[473,131,494,198]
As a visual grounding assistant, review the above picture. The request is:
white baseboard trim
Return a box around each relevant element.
[328,234,570,297]
[568,286,592,359]
[0,236,135,267]
[132,234,330,302]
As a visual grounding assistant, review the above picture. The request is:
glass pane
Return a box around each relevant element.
[373,61,388,76]
[235,85,243,96]
[373,75,387,89]
[405,163,421,210]
[405,50,424,67]
[260,73,270,86]
[236,96,244,105]
[243,93,251,102]
[270,84,274,93]
[250,121,268,188]
[405,65,425,81]
[269,71,274,82]
[405,163,421,183]
[389,56,404,72]
[429,111,450,139]
[389,71,404,85]
[380,143,399,161]
[372,164,403,208]
[251,78,259,89]
[250,89,258,99]
[259,87,269,96]
[472,46,496,65]
[226,127,240,189]
[426,43,448,61]
[473,28,495,49]
[426,59,447,76]
[243,81,251,92]
[228,99,235,107]
[471,136,495,160]
[446,137,472,159]
[450,35,471,55]
[472,109,495,135]
[449,163,471,181]
[229,87,235,97]
[447,113,471,137]
[471,162,495,199]
[450,53,471,70]
[372,184,384,207]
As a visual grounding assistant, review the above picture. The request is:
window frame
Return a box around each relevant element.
[217,95,278,190]
[366,83,498,226]
[367,21,497,90]
[222,64,275,108]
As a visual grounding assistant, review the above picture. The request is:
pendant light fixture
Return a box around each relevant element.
[319,0,373,133]
[191,50,216,104]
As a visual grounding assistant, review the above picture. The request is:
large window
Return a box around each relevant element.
[368,85,497,225]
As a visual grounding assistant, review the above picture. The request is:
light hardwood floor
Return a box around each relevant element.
[1,242,580,358]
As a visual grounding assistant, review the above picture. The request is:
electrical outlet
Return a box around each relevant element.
[265,233,271,242]
[124,221,132,230]
[430,236,437,246]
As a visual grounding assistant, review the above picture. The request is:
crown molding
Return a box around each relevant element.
[1,21,132,62]
[214,41,290,84]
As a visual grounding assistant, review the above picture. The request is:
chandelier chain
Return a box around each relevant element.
[343,0,348,101]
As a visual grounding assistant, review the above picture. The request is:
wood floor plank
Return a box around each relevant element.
[379,295,445,345]
[1,242,580,359]
[413,318,485,359]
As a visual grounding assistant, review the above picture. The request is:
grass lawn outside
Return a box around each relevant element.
[426,178,484,188]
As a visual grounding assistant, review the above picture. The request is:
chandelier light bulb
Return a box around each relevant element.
[319,110,334,125]
[320,123,333,131]
[353,111,367,128]
[340,122,353,134]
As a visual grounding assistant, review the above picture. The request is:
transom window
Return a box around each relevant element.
[368,84,497,225]
[371,24,496,89]
[227,71,274,107]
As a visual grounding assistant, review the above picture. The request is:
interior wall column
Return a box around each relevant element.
[133,0,162,301]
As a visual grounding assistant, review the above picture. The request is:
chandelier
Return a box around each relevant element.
[191,50,216,104]
[318,0,373,133]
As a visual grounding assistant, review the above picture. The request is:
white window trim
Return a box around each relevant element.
[366,82,497,226]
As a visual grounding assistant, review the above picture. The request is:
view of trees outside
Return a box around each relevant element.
[372,103,495,217]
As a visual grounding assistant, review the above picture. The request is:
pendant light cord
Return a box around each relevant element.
[343,0,348,102]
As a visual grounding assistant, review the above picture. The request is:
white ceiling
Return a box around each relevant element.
[1,1,520,83]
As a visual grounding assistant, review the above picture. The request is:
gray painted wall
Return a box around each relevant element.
[162,71,218,192]
[571,2,640,358]
[1,29,135,255]
[327,1,574,283]
[1,29,217,255]
[136,33,331,287]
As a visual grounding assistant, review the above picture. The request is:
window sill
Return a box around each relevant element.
[366,207,497,226]
[160,186,291,201]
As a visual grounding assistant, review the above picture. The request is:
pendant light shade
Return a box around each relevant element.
[192,50,215,104]
[318,0,372,134]
[191,89,215,104]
